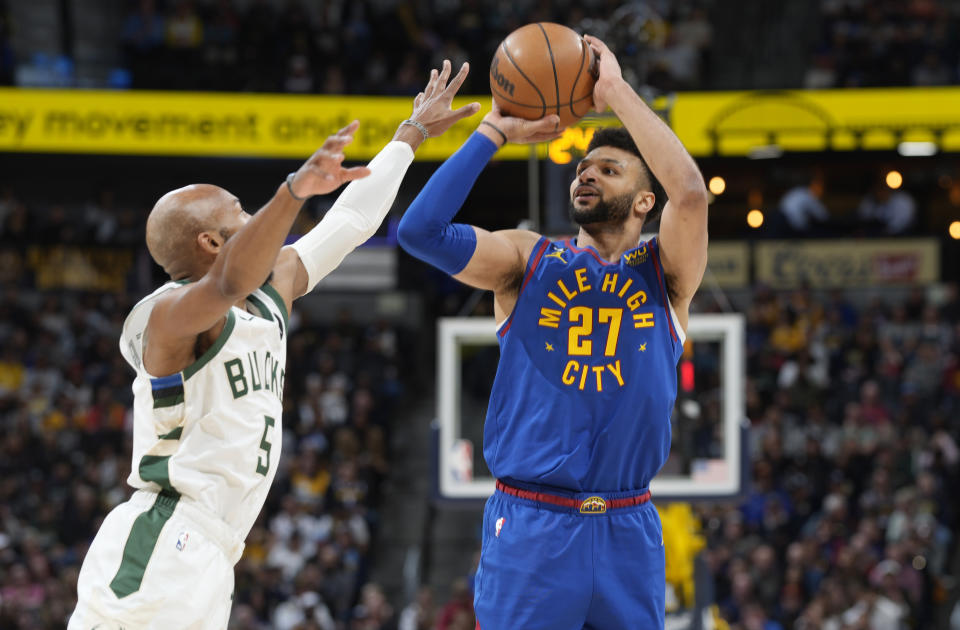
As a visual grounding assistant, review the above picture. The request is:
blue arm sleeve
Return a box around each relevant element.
[397,132,499,275]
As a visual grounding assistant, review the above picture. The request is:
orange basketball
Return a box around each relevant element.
[490,23,597,128]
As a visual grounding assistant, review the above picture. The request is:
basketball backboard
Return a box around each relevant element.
[435,313,747,501]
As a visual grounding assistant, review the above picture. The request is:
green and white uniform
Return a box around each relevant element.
[70,281,288,630]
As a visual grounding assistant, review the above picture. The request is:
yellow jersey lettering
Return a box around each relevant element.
[607,360,625,386]
[547,292,566,308]
[601,273,618,293]
[617,277,633,298]
[626,290,648,311]
[574,267,592,293]
[556,278,577,301]
[633,312,655,328]
[562,360,578,385]
[597,307,622,356]
[558,361,626,391]
[538,308,561,328]
[568,306,593,356]
[592,365,605,391]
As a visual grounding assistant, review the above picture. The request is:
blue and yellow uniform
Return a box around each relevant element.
[474,235,684,630]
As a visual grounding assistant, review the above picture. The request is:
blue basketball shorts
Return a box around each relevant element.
[474,481,665,630]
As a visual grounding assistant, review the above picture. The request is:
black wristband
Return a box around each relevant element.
[479,120,508,147]
[285,172,308,201]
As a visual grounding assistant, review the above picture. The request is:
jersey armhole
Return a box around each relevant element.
[259,282,289,327]
[497,236,551,338]
[648,236,686,348]
[182,309,238,380]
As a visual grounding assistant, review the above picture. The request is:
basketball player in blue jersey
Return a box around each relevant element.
[398,35,708,629]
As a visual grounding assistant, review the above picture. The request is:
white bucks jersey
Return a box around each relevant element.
[120,281,288,541]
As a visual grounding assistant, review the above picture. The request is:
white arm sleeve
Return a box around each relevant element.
[290,140,415,292]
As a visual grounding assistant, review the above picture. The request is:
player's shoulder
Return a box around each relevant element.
[494,229,544,259]
[119,281,188,370]
[127,280,189,323]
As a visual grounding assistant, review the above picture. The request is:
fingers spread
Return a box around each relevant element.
[341,166,371,181]
[451,102,481,119]
[445,62,470,95]
[322,134,354,151]
[337,120,360,136]
[318,151,346,166]
[425,68,439,96]
[438,59,452,85]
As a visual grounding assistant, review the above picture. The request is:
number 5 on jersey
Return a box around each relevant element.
[256,415,275,476]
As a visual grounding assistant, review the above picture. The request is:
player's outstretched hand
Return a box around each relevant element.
[289,120,372,197]
[409,60,482,138]
[481,100,563,145]
[583,34,623,114]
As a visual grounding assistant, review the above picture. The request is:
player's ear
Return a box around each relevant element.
[197,230,222,254]
[633,190,655,217]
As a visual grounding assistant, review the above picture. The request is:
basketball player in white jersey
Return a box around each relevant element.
[69,61,479,630]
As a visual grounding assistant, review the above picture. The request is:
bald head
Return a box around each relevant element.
[146,184,237,279]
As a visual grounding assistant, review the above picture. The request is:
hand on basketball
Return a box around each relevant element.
[409,60,482,138]
[481,101,563,146]
[583,35,623,113]
[289,120,371,197]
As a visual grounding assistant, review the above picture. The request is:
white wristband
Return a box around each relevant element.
[290,141,415,292]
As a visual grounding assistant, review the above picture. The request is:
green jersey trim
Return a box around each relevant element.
[153,393,184,409]
[109,490,179,599]
[245,294,273,322]
[260,283,289,327]
[139,455,175,492]
[183,309,237,381]
[157,427,183,440]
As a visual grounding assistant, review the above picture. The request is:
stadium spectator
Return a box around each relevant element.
[397,586,436,630]
[858,176,917,235]
[774,172,831,236]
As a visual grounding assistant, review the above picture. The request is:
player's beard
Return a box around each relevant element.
[569,191,633,227]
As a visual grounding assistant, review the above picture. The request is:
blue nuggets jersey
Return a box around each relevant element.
[485,236,685,492]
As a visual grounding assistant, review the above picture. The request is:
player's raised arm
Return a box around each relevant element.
[585,35,708,323]
[397,102,561,295]
[270,60,482,306]
[144,123,369,360]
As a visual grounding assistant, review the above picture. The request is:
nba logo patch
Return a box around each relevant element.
[176,531,189,551]
[495,517,505,538]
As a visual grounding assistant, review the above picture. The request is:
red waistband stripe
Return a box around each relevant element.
[495,480,651,514]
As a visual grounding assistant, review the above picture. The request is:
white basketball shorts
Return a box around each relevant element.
[69,489,245,630]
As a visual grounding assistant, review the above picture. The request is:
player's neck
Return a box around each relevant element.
[575,227,643,263]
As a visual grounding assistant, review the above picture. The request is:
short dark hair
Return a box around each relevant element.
[586,127,667,225]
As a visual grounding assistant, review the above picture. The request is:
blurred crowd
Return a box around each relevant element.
[2,0,955,93]
[0,190,419,629]
[110,0,698,94]
[3,0,952,92]
[694,284,960,629]
[0,187,145,249]
[805,0,960,89]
